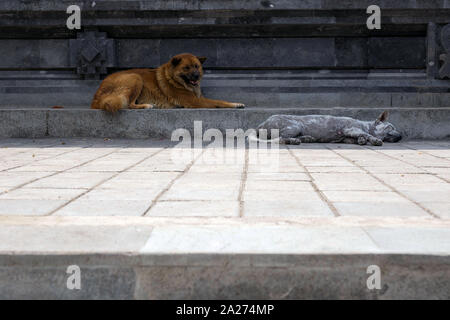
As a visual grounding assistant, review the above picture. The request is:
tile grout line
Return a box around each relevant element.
[47,147,167,216]
[1,143,91,173]
[367,146,450,183]
[405,143,450,162]
[328,146,442,219]
[238,147,249,218]
[0,144,117,197]
[0,140,62,160]
[142,147,207,216]
[401,145,450,182]
[360,226,382,249]
[427,141,450,150]
[287,147,341,217]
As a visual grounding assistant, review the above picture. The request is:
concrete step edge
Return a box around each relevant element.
[1,107,450,139]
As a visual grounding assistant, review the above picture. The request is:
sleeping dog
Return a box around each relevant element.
[252,111,402,146]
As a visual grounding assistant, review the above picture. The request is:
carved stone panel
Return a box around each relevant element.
[69,31,115,79]
[439,24,450,79]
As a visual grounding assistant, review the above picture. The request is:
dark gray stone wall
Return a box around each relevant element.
[0,37,427,69]
[0,0,449,108]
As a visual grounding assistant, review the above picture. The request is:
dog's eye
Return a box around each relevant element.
[194,64,199,69]
[183,66,189,71]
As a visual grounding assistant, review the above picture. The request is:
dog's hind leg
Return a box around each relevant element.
[129,103,154,109]
[282,135,316,145]
[343,138,356,144]
[280,137,301,145]
[276,125,306,144]
[93,73,148,112]
[252,120,304,145]
[123,74,155,110]
[298,135,316,143]
[278,126,303,145]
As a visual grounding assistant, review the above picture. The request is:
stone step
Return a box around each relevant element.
[0,216,449,299]
[1,107,450,140]
[3,92,449,109]
[0,73,449,108]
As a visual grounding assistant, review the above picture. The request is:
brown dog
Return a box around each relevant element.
[91,53,245,112]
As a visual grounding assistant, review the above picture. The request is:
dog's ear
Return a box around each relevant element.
[171,57,182,67]
[197,56,207,64]
[376,110,389,123]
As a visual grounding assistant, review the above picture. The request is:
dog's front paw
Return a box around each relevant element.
[370,138,383,146]
[233,103,246,109]
[357,136,367,145]
[143,104,154,109]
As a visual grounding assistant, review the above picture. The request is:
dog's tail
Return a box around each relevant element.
[247,131,281,144]
[91,94,128,113]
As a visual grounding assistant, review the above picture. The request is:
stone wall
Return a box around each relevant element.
[0,0,449,107]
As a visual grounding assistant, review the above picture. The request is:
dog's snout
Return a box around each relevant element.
[191,72,200,80]
[392,134,402,142]
[385,132,402,143]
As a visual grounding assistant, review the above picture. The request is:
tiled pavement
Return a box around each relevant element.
[1,138,450,299]
[0,138,449,219]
